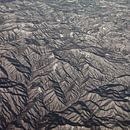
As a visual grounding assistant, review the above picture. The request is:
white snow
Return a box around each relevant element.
[38,87,42,93]
[53,63,58,71]
[70,32,74,37]
[60,34,64,38]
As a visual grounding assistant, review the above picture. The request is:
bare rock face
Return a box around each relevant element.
[0,0,130,130]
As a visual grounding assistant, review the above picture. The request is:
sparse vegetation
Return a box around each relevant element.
[0,0,130,130]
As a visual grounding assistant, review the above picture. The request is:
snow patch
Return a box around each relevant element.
[53,63,58,72]
[60,34,64,38]
[70,32,74,37]
[38,87,42,93]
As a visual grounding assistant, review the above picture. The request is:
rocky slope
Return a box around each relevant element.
[0,0,130,130]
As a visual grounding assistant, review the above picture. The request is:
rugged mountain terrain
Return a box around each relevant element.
[0,0,130,130]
